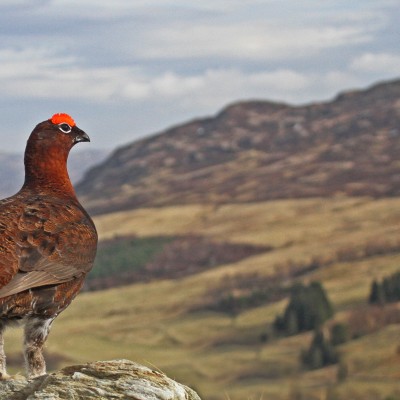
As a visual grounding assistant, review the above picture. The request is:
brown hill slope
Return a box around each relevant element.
[76,78,400,215]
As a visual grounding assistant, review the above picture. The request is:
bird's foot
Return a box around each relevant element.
[0,371,11,380]
[0,371,26,381]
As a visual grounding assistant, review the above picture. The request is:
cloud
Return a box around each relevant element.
[174,69,311,109]
[137,23,372,62]
[0,47,310,104]
[350,52,400,75]
[0,0,48,9]
[0,1,398,153]
[0,47,132,101]
[125,68,313,112]
[0,45,394,112]
[12,1,378,66]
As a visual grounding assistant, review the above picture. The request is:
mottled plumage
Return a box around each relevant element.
[0,114,97,378]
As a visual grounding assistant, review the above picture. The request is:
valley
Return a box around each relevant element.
[5,197,400,399]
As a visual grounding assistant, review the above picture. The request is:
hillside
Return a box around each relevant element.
[69,79,400,399]
[5,197,400,400]
[76,78,400,215]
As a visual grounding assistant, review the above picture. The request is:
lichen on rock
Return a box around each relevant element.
[0,359,201,400]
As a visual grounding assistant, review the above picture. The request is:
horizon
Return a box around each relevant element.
[1,75,399,156]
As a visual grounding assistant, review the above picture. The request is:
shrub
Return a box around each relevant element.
[336,361,348,382]
[330,323,350,346]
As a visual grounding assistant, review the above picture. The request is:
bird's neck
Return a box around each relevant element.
[22,143,76,198]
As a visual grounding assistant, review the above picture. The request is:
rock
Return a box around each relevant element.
[0,359,201,400]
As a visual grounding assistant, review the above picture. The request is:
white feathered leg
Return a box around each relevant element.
[24,317,54,378]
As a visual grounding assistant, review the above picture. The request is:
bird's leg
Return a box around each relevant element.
[0,320,9,379]
[24,317,53,379]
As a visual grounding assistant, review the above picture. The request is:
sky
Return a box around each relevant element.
[0,0,399,153]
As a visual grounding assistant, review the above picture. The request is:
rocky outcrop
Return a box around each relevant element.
[0,359,201,400]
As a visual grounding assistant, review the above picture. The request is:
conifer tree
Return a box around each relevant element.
[275,281,334,335]
[302,330,338,370]
[369,280,385,305]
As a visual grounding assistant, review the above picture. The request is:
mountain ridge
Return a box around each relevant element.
[76,78,400,215]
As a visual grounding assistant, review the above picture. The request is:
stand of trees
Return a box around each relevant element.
[274,281,334,335]
[369,271,400,305]
[301,323,350,370]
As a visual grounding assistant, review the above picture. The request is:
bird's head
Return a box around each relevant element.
[23,113,91,193]
[28,113,90,150]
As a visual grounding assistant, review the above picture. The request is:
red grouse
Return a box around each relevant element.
[0,113,97,378]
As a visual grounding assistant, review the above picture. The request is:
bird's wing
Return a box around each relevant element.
[0,195,97,298]
[0,270,70,298]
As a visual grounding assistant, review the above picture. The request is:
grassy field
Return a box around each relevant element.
[4,197,400,399]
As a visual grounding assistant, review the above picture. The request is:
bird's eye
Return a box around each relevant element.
[58,123,72,133]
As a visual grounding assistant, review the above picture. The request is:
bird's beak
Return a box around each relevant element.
[73,127,90,144]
